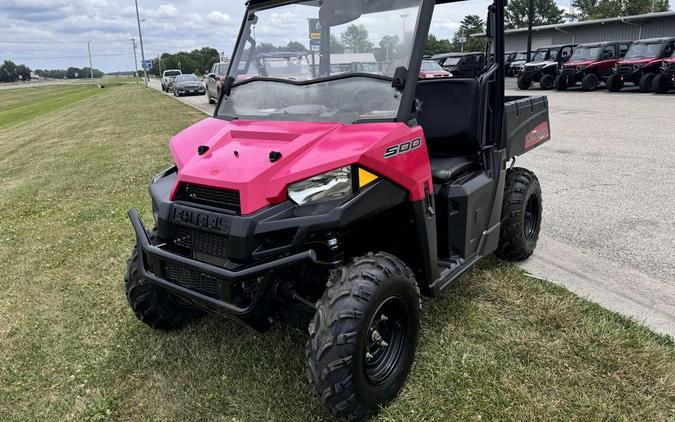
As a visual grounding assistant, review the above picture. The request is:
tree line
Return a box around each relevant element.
[0,59,106,82]
[0,60,32,82]
[151,47,220,77]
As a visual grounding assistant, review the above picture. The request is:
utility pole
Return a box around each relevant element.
[527,0,534,61]
[131,38,140,84]
[87,41,94,79]
[134,0,148,87]
[157,53,162,77]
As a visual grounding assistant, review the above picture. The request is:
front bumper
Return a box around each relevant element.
[129,208,317,315]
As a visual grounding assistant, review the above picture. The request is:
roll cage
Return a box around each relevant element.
[221,0,506,148]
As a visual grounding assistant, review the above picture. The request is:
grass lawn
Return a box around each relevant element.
[0,84,673,421]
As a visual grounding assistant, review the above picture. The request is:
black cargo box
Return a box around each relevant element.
[504,95,551,158]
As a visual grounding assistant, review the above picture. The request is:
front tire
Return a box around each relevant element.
[125,233,206,331]
[539,74,555,90]
[554,75,568,91]
[639,73,655,93]
[306,253,421,421]
[518,74,532,90]
[496,168,542,261]
[606,74,624,92]
[581,73,599,91]
[652,73,670,94]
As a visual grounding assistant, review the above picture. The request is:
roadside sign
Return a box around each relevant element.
[143,59,153,70]
[310,39,321,52]
[309,18,321,40]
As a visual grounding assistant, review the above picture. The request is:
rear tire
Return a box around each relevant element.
[652,73,670,94]
[518,74,532,90]
[208,94,216,104]
[606,74,624,92]
[539,74,555,90]
[638,73,655,93]
[554,75,568,91]
[306,252,421,421]
[125,231,206,331]
[581,73,599,91]
[496,168,542,261]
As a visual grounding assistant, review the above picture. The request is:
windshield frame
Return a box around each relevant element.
[218,0,432,124]
[624,41,665,60]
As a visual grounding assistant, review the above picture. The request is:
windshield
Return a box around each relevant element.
[164,71,181,77]
[176,75,199,82]
[532,49,548,62]
[219,0,422,123]
[570,46,602,61]
[515,52,527,61]
[421,60,444,71]
[625,42,664,59]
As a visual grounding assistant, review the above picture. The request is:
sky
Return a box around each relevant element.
[0,0,667,73]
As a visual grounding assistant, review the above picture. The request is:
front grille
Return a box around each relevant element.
[561,67,576,76]
[175,226,228,258]
[617,65,633,76]
[164,262,222,297]
[176,183,241,214]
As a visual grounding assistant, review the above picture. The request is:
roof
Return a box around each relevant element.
[431,52,483,59]
[473,10,675,37]
[632,37,675,43]
[576,40,633,47]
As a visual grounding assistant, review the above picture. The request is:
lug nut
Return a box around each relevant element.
[366,352,374,361]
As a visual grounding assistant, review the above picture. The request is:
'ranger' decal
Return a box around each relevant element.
[384,138,422,159]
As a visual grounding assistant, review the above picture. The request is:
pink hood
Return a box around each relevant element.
[169,118,425,215]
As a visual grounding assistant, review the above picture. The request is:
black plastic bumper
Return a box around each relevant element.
[128,209,318,315]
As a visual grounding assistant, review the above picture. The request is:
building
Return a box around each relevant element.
[481,11,675,51]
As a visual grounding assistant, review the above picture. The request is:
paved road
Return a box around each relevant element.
[151,76,675,337]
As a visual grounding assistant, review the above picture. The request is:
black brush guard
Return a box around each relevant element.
[128,209,318,316]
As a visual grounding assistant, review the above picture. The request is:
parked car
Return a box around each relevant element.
[606,37,675,92]
[652,50,675,93]
[206,61,230,104]
[418,59,451,79]
[555,41,632,91]
[172,74,205,97]
[161,69,182,92]
[432,52,486,78]
[508,51,528,77]
[518,44,575,90]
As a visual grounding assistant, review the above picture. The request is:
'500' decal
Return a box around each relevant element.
[384,138,422,159]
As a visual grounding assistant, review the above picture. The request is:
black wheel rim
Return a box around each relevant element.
[363,297,408,386]
[524,193,540,240]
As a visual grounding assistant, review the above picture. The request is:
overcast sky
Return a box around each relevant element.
[0,0,667,73]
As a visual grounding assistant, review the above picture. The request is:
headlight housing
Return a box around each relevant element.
[287,166,379,206]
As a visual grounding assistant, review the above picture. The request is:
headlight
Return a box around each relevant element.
[288,167,353,205]
[287,166,380,206]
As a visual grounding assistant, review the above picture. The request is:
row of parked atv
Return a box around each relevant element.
[512,37,675,94]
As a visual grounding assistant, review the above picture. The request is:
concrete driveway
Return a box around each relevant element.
[150,76,675,337]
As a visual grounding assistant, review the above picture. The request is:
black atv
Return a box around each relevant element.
[518,44,575,90]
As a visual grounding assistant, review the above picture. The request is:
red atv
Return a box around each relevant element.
[555,41,632,91]
[652,51,675,94]
[607,37,675,92]
[125,0,550,419]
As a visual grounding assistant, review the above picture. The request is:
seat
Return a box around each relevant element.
[430,156,477,183]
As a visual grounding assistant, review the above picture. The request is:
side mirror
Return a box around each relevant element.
[208,73,216,79]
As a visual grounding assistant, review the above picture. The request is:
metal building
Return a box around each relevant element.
[496,11,675,51]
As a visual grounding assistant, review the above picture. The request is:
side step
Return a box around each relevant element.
[429,255,482,296]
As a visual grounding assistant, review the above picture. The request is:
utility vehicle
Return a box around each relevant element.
[432,51,487,78]
[555,41,631,91]
[606,37,675,92]
[652,51,675,94]
[125,0,550,419]
[508,50,529,77]
[518,44,575,90]
[505,50,526,77]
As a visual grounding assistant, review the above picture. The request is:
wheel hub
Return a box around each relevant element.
[363,297,408,386]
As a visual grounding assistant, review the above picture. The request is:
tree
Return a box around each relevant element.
[15,64,32,81]
[0,60,17,82]
[341,24,374,53]
[330,35,345,53]
[425,34,455,56]
[506,0,565,29]
[452,15,486,52]
[375,35,402,61]
[570,0,669,20]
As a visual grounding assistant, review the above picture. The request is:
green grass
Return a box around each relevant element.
[0,84,673,421]
[0,85,107,130]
